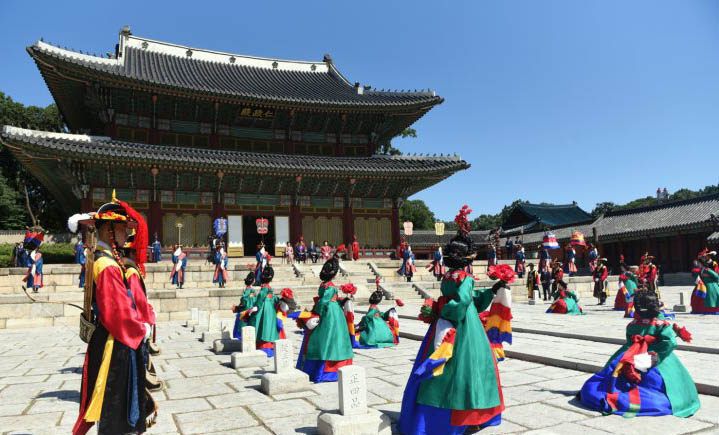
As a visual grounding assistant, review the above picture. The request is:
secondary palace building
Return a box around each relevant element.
[1,27,469,256]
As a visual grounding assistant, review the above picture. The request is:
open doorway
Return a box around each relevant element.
[242,215,275,256]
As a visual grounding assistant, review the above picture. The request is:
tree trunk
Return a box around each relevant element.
[24,185,37,227]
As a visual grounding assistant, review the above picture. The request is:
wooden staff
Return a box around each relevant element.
[80,226,97,342]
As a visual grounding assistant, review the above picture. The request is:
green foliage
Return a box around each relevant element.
[591,201,617,217]
[399,199,436,230]
[0,173,27,229]
[0,91,66,231]
[0,243,75,267]
[377,128,417,155]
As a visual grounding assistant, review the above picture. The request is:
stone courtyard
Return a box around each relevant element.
[0,283,717,435]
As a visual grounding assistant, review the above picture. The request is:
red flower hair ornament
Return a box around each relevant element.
[340,283,357,295]
[280,288,294,299]
[487,264,516,284]
[454,205,473,235]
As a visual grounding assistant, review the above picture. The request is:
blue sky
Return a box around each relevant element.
[2,1,718,220]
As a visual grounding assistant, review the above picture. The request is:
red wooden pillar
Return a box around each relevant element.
[81,197,93,213]
[149,200,162,243]
[343,204,354,247]
[289,201,301,243]
[391,203,400,249]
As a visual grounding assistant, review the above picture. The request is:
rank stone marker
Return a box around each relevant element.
[339,365,367,416]
[674,291,688,313]
[317,365,392,435]
[212,321,242,354]
[260,339,311,395]
[185,307,199,327]
[201,313,223,342]
[193,310,210,333]
[529,290,541,305]
[230,326,268,369]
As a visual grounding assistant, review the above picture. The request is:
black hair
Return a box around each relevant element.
[634,290,661,319]
[319,257,339,282]
[244,271,255,286]
[556,279,567,289]
[260,265,274,284]
[443,233,475,270]
[369,290,384,305]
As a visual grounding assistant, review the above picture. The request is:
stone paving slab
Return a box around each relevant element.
[0,317,716,434]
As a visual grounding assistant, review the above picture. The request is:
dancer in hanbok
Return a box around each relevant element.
[356,290,402,348]
[615,266,639,314]
[691,250,719,314]
[399,205,504,434]
[514,244,525,278]
[232,272,256,339]
[578,290,700,418]
[481,264,514,362]
[213,242,228,288]
[398,244,417,282]
[22,229,44,293]
[546,280,584,315]
[296,257,354,382]
[245,266,282,356]
[170,244,186,289]
[254,242,268,286]
[427,244,446,281]
[564,244,577,276]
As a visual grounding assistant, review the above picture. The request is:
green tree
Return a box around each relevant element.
[399,199,435,230]
[591,201,617,217]
[0,91,66,231]
[377,128,417,155]
[0,173,27,229]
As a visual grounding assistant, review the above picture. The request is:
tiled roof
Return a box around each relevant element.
[499,194,719,246]
[593,194,719,240]
[505,203,593,230]
[28,34,442,109]
[1,126,469,177]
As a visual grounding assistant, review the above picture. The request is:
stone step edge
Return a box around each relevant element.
[396,329,719,397]
[377,310,715,356]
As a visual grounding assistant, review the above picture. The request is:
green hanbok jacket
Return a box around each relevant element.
[624,272,638,295]
[551,289,583,315]
[606,319,700,417]
[417,275,503,410]
[358,306,395,348]
[306,283,354,361]
[699,268,719,307]
[249,285,279,343]
[237,286,257,329]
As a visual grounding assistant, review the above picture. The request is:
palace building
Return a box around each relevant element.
[1,27,469,256]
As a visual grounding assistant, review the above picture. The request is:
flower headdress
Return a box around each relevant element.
[487,264,516,284]
[454,205,472,236]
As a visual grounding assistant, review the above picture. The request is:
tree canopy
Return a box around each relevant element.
[399,199,436,230]
[377,128,417,155]
[0,91,66,231]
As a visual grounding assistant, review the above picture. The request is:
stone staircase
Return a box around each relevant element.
[0,257,627,329]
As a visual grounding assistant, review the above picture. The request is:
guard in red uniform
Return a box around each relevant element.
[352,234,360,261]
[551,260,564,293]
[593,257,609,305]
[643,254,659,298]
[73,193,155,435]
